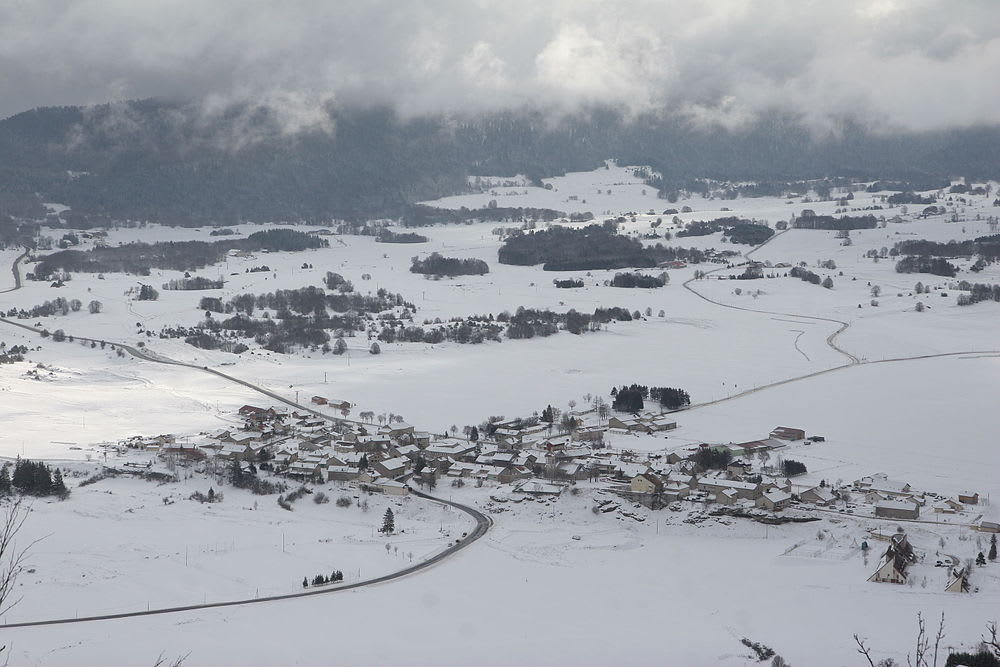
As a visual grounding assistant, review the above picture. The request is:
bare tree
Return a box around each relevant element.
[0,498,37,618]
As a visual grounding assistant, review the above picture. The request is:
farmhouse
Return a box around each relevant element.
[756,489,792,512]
[697,477,762,500]
[769,426,806,441]
[799,486,835,506]
[630,473,664,494]
[374,456,410,479]
[958,492,979,505]
[874,499,920,520]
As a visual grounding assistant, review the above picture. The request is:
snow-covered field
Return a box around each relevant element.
[2,163,999,664]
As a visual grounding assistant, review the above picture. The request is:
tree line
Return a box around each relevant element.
[611,384,691,412]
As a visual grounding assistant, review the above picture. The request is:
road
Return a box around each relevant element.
[0,483,492,629]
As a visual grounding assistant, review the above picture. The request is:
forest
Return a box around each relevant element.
[3,100,999,224]
[410,253,489,277]
[497,224,706,271]
[28,228,326,280]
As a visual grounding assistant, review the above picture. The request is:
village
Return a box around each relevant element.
[108,394,998,599]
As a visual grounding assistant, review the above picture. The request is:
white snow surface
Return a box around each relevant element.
[1,164,999,664]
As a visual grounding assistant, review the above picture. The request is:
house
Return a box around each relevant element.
[608,417,650,433]
[630,473,664,494]
[757,489,792,511]
[326,465,360,482]
[799,486,835,506]
[374,456,410,479]
[977,521,1000,534]
[770,426,806,441]
[326,399,353,411]
[697,477,762,500]
[514,481,564,496]
[365,477,409,496]
[874,499,920,520]
[933,498,964,513]
[945,568,970,593]
[727,461,752,478]
[382,422,415,438]
[854,474,912,497]
[716,488,739,505]
[867,534,916,585]
[310,396,328,405]
[958,492,979,505]
[571,425,606,443]
[646,416,677,432]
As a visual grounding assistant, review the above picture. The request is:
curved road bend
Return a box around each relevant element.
[681,229,860,364]
[0,484,492,629]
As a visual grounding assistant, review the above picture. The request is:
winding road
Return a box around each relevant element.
[0,484,492,629]
[1,235,998,627]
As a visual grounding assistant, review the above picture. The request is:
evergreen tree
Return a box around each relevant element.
[208,487,216,502]
[229,458,244,487]
[0,464,11,496]
[358,454,368,471]
[976,551,987,566]
[381,507,395,534]
[302,577,308,588]
[990,534,997,562]
[469,426,479,442]
[52,468,69,499]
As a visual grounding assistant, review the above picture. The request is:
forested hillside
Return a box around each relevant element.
[2,99,999,225]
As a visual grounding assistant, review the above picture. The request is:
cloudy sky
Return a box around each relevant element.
[1,0,998,130]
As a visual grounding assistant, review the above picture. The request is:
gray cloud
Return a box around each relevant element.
[1,0,998,130]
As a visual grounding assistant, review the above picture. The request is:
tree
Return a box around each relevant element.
[228,459,245,487]
[822,276,834,289]
[0,497,37,623]
[302,577,308,588]
[369,342,381,355]
[990,534,997,561]
[916,301,925,312]
[381,507,395,534]
[978,552,987,566]
[870,285,881,298]
[52,468,68,499]
[333,337,347,355]
[469,426,479,442]
[0,465,10,496]
[358,454,368,471]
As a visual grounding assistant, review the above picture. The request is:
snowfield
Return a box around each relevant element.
[2,163,999,665]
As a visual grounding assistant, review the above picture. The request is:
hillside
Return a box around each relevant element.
[2,100,1000,225]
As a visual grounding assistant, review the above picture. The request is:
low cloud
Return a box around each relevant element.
[1,0,998,131]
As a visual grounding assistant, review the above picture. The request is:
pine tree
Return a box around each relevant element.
[381,507,395,534]
[358,454,368,471]
[469,426,479,442]
[989,535,997,562]
[302,577,308,588]
[229,458,244,487]
[976,552,986,566]
[52,468,69,499]
[0,464,11,496]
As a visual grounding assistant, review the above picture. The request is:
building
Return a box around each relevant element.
[697,477,762,500]
[874,499,920,520]
[630,473,664,494]
[799,486,835,506]
[958,492,979,505]
[374,456,410,479]
[945,568,970,593]
[756,489,792,511]
[770,426,806,441]
[867,534,916,584]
